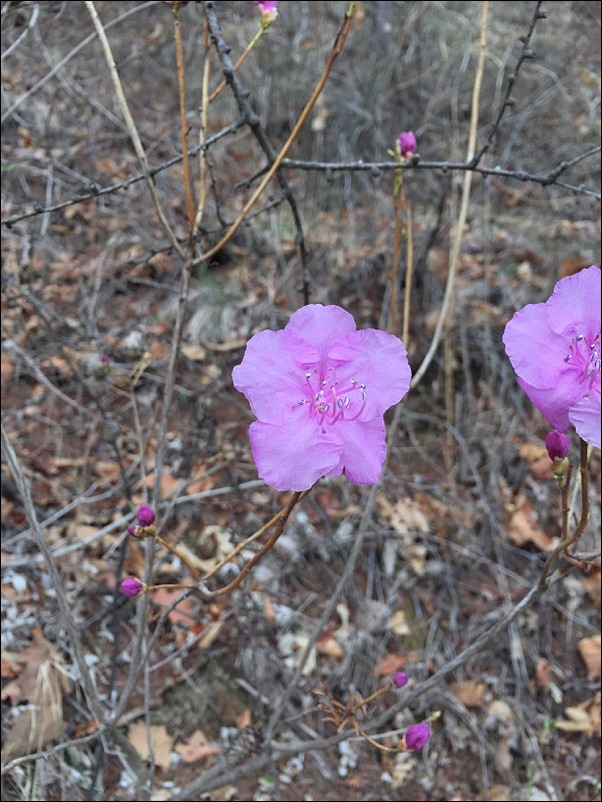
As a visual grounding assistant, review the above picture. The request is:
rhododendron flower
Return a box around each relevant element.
[254,0,278,25]
[136,504,156,527]
[396,131,417,159]
[545,429,570,461]
[232,305,411,491]
[503,265,601,449]
[393,671,409,688]
[121,577,144,598]
[404,722,430,751]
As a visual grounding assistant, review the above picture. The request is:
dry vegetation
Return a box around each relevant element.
[1,1,601,801]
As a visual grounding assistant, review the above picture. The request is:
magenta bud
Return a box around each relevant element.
[254,1,278,24]
[101,354,110,365]
[545,429,570,461]
[126,524,139,538]
[136,504,156,527]
[396,131,417,159]
[120,577,144,598]
[404,722,430,751]
[393,671,409,688]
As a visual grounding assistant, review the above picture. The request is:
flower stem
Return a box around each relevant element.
[209,26,266,103]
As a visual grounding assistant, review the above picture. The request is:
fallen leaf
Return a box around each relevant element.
[583,572,601,608]
[181,344,207,361]
[506,496,553,551]
[451,681,486,709]
[556,694,601,735]
[536,658,552,691]
[128,722,172,771]
[578,634,601,680]
[375,653,407,677]
[377,495,429,535]
[388,610,410,636]
[151,586,196,626]
[174,729,220,763]
[316,638,344,658]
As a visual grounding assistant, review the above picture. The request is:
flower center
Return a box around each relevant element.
[564,332,601,390]
[297,366,366,425]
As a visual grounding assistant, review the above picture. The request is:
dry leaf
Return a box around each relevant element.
[388,610,410,636]
[181,344,207,361]
[128,722,172,771]
[536,657,552,691]
[197,619,224,650]
[316,638,344,658]
[375,653,407,677]
[151,586,196,626]
[174,729,220,763]
[506,496,553,551]
[377,495,429,535]
[556,694,601,735]
[583,572,601,608]
[578,634,601,680]
[451,681,486,709]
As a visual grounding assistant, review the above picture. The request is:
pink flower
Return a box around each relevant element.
[503,265,601,449]
[254,0,278,24]
[101,354,110,366]
[396,131,417,159]
[232,305,411,491]
[136,504,156,527]
[120,577,144,598]
[545,429,570,461]
[393,671,409,688]
[404,722,430,751]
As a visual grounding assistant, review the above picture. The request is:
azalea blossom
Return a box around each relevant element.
[396,131,417,159]
[545,429,570,461]
[503,265,601,449]
[404,722,430,751]
[232,305,412,491]
[136,504,156,527]
[121,577,144,598]
[393,671,409,688]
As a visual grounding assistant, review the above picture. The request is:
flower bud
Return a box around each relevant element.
[396,131,417,159]
[136,504,156,528]
[393,671,408,688]
[120,577,144,598]
[404,722,430,751]
[254,1,278,25]
[126,524,139,538]
[545,429,570,461]
[101,354,110,366]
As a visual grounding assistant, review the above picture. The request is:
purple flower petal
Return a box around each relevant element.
[285,305,357,358]
[545,265,601,337]
[516,373,584,432]
[233,329,318,425]
[503,303,569,389]
[326,416,387,485]
[248,412,342,491]
[405,722,430,751]
[328,328,412,419]
[569,391,601,449]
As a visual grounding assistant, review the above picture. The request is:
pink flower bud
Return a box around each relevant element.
[136,504,156,527]
[545,429,570,461]
[404,722,430,751]
[254,1,278,24]
[120,577,144,598]
[126,524,139,538]
[101,354,110,366]
[393,671,408,688]
[396,131,417,159]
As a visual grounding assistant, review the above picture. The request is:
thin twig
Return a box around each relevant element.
[473,1,545,165]
[172,3,196,235]
[0,1,160,123]
[1,119,244,228]
[194,0,358,269]
[413,0,489,391]
[202,1,312,300]
[84,0,185,258]
[1,424,106,725]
